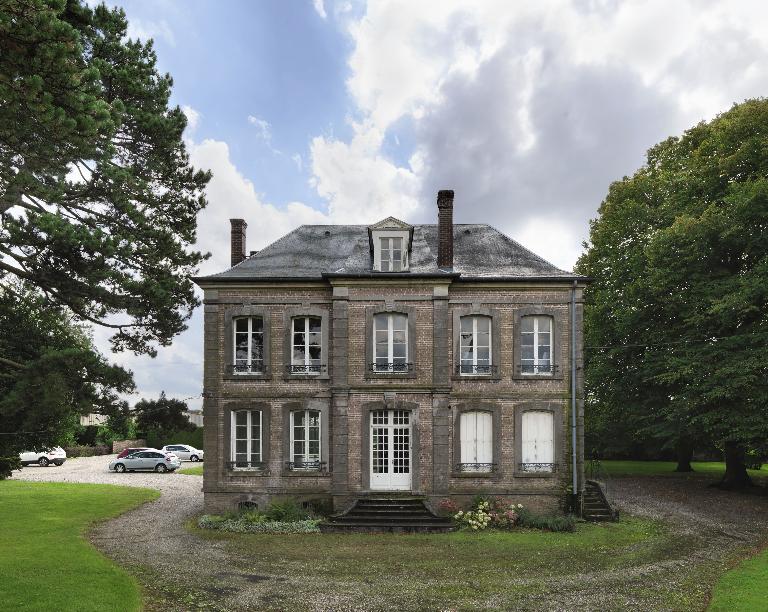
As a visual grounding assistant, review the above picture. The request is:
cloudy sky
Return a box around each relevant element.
[95,0,768,409]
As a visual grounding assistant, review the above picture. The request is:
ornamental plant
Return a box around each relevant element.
[453,497,523,531]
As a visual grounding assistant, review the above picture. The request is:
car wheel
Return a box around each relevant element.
[38,457,50,467]
[190,455,199,462]
[115,463,126,473]
[155,463,168,473]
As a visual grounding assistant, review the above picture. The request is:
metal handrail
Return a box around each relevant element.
[586,458,610,496]
[455,364,498,375]
[286,364,327,374]
[368,362,414,373]
[455,462,497,472]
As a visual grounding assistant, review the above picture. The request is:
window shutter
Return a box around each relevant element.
[522,411,554,464]
[459,412,476,463]
[476,412,492,464]
[460,411,492,465]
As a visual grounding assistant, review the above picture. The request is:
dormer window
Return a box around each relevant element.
[369,217,413,272]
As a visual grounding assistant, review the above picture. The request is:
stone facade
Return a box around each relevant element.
[198,279,585,515]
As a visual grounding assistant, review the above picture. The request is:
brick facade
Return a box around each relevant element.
[198,279,585,515]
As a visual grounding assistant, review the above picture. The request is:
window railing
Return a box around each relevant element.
[286,460,326,471]
[456,364,498,376]
[518,462,557,472]
[518,363,558,374]
[368,362,414,373]
[228,460,266,470]
[287,364,326,374]
[456,462,496,473]
[230,363,267,374]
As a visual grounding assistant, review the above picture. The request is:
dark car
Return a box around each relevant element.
[116,447,150,459]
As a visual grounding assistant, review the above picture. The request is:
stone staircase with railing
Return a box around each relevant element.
[320,497,454,533]
[583,480,619,522]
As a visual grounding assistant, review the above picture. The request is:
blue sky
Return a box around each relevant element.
[94,0,768,410]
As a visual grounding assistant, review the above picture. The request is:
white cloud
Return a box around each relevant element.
[291,153,304,171]
[181,105,200,134]
[313,0,327,19]
[247,115,272,142]
[126,17,176,47]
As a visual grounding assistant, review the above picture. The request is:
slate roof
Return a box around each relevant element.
[195,224,584,282]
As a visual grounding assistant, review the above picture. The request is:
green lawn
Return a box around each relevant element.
[177,465,203,475]
[709,546,768,611]
[0,480,159,612]
[600,460,765,478]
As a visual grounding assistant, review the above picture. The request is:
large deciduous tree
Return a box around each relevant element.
[0,0,210,356]
[577,99,768,488]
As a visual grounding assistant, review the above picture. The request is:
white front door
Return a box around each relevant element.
[370,409,412,491]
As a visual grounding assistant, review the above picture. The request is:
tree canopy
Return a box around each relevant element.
[577,99,768,486]
[133,391,193,442]
[0,0,210,356]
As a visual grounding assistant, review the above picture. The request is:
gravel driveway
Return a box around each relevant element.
[13,458,768,611]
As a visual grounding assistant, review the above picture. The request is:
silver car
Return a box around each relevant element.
[109,449,181,473]
[161,444,204,462]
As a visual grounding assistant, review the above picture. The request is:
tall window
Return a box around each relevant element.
[290,410,321,468]
[379,237,406,271]
[459,316,491,375]
[521,411,554,472]
[231,410,261,468]
[373,313,408,372]
[459,411,493,472]
[234,317,264,373]
[520,315,552,374]
[291,317,322,373]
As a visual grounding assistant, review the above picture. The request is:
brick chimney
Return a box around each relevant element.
[230,218,247,267]
[437,190,454,270]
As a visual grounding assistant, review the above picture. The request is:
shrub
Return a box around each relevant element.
[265,499,312,522]
[64,445,111,457]
[198,514,320,534]
[452,497,575,532]
[517,507,576,532]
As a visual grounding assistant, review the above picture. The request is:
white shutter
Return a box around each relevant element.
[459,412,476,463]
[522,411,554,464]
[476,412,492,464]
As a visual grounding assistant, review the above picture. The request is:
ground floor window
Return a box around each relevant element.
[520,410,554,472]
[290,410,321,469]
[231,410,261,468]
[459,411,493,472]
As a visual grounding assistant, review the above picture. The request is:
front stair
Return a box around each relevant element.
[320,497,454,533]
[583,480,619,522]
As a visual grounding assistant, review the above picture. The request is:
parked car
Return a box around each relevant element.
[19,447,67,467]
[161,444,204,462]
[116,447,151,459]
[109,450,181,473]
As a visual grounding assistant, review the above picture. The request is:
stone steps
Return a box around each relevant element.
[321,497,454,533]
[583,481,618,522]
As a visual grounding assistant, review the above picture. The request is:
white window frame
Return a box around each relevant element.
[373,313,408,373]
[230,409,262,469]
[520,315,553,376]
[372,230,410,272]
[290,316,322,374]
[233,316,264,374]
[290,409,321,469]
[459,411,493,472]
[459,315,492,375]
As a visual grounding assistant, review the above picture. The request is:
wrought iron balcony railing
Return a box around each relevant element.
[455,364,498,375]
[286,460,326,471]
[518,462,557,472]
[287,364,326,374]
[228,460,266,470]
[518,363,558,374]
[230,363,267,374]
[455,462,496,473]
[368,362,414,373]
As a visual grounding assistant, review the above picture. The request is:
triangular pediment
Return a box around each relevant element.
[368,216,412,230]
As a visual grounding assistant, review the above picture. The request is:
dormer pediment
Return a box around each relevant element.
[368,217,413,272]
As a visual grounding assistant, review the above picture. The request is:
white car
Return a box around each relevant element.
[19,447,67,467]
[109,449,181,473]
[161,444,204,462]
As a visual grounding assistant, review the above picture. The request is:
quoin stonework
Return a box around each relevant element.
[194,190,587,516]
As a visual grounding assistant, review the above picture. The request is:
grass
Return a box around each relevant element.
[177,465,204,475]
[178,515,720,610]
[708,546,768,611]
[0,480,159,612]
[601,460,765,478]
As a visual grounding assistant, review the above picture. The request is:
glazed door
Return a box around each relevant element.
[370,410,412,490]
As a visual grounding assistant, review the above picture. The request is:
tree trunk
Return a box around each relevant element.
[717,441,753,489]
[674,438,694,472]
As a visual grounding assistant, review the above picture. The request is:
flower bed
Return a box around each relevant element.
[445,497,576,533]
[198,514,320,534]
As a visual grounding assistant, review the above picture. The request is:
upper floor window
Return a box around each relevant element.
[459,315,492,375]
[379,237,407,271]
[290,409,321,469]
[291,316,322,374]
[459,411,493,472]
[373,313,409,373]
[234,316,264,373]
[231,409,261,468]
[521,315,552,375]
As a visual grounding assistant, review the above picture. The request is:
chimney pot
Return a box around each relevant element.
[230,219,247,267]
[436,190,454,269]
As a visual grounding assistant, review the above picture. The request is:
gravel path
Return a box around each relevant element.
[13,459,768,611]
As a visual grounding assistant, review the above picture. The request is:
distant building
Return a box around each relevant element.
[185,409,204,427]
[80,413,108,427]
